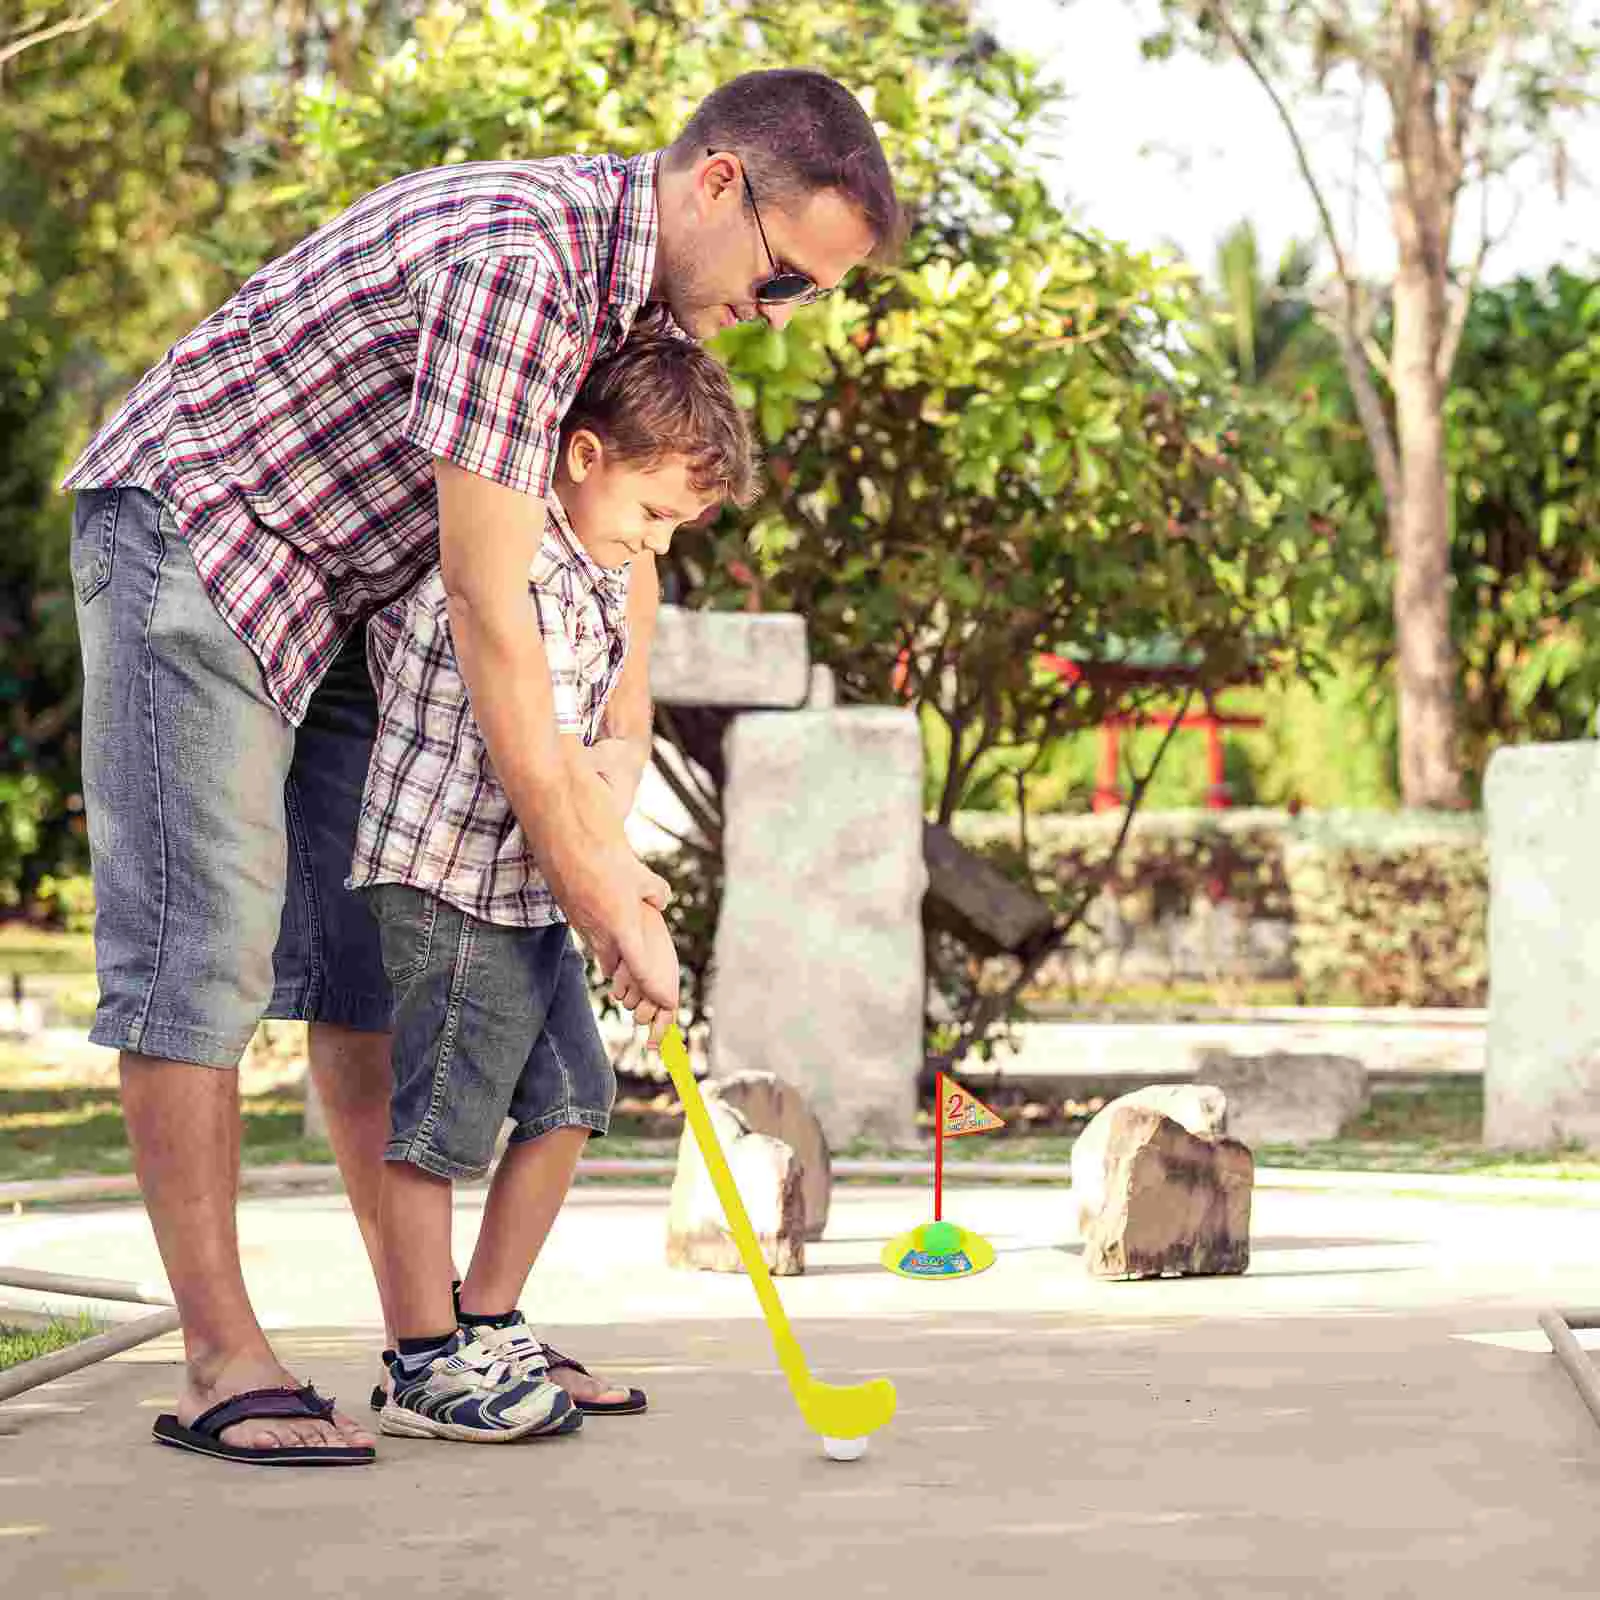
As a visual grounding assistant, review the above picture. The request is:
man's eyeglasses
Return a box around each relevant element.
[711,148,831,308]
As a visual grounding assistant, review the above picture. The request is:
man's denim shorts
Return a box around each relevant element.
[367,884,615,1181]
[70,487,391,1066]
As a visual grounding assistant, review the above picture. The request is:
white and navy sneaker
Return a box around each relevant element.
[378,1328,581,1443]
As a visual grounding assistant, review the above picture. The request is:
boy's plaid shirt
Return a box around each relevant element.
[62,153,660,725]
[349,495,631,928]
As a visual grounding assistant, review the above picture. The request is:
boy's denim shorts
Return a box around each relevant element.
[367,884,615,1181]
[71,487,391,1066]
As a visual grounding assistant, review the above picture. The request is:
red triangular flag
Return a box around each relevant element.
[939,1074,1005,1139]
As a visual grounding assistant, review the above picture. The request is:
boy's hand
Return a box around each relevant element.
[586,737,650,814]
[609,906,678,1045]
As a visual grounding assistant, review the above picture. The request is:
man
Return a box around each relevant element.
[64,66,900,1462]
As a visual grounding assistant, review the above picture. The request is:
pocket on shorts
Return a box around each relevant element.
[369,884,441,984]
[69,490,120,606]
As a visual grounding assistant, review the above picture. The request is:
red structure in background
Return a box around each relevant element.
[1035,652,1262,812]
[889,647,1263,811]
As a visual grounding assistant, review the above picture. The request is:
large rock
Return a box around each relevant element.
[1195,1050,1366,1145]
[1486,743,1600,1150]
[650,606,810,708]
[666,1097,805,1276]
[704,1072,831,1242]
[1073,1101,1253,1279]
[1069,1083,1228,1220]
[711,708,925,1148]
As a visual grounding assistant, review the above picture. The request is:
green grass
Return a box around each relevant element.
[0,1312,98,1371]
[0,924,95,978]
[5,1070,1600,1188]
[0,1085,335,1182]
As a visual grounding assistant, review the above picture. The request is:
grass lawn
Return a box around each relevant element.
[4,1026,1598,1186]
[0,924,95,978]
[0,1312,98,1372]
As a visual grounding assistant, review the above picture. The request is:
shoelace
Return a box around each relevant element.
[467,1322,551,1383]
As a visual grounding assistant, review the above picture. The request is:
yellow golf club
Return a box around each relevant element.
[659,1025,897,1447]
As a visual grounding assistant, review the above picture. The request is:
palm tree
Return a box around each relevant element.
[1206,219,1319,388]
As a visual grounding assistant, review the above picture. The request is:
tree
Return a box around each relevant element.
[0,1,121,72]
[133,1,1350,1063]
[1147,0,1596,808]
[1198,219,1321,387]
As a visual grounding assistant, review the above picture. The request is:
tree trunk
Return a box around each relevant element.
[1389,258,1464,809]
[1385,5,1467,810]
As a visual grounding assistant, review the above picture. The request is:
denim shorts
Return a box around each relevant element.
[367,884,615,1181]
[71,486,391,1066]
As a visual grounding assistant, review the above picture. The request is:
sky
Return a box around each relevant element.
[982,0,1599,287]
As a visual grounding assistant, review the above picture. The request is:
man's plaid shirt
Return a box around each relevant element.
[63,153,660,725]
[349,495,631,928]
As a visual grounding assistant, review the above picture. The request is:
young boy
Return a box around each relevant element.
[350,329,759,1441]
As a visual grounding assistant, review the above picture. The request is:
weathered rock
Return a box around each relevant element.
[1486,742,1600,1150]
[1195,1050,1366,1145]
[711,708,925,1148]
[704,1072,831,1242]
[666,1097,805,1276]
[1069,1083,1228,1220]
[1074,1103,1253,1279]
[650,606,810,708]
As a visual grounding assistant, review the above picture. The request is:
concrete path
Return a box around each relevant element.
[3,1184,1600,1596]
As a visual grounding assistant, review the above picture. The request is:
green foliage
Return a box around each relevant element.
[1284,832,1487,1008]
[956,806,1485,1008]
[1449,268,1600,771]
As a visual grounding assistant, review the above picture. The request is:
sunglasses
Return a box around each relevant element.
[710,148,832,308]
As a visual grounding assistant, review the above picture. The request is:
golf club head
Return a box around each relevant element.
[797,1375,897,1442]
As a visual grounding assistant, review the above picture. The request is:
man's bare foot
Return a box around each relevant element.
[178,1352,378,1451]
[548,1364,636,1408]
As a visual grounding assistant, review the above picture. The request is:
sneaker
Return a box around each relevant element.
[378,1328,581,1443]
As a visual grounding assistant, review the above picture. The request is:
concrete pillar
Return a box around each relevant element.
[710,708,925,1148]
[1485,741,1600,1149]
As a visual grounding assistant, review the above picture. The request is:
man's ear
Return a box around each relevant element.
[564,428,604,484]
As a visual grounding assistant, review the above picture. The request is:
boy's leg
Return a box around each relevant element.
[457,1125,590,1316]
[370,890,575,1440]
[73,488,371,1453]
[265,628,398,1336]
[461,928,637,1408]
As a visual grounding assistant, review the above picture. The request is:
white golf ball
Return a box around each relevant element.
[821,1435,868,1462]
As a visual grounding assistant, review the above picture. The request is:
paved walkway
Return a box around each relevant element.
[4,1184,1600,1596]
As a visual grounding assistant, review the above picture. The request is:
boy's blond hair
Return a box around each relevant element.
[561,326,761,509]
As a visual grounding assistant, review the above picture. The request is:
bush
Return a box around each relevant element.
[954,807,1487,1008]
[32,873,95,934]
[1284,814,1486,1008]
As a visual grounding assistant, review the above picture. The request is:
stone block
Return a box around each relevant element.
[1069,1083,1227,1220]
[704,1072,831,1242]
[1196,1050,1366,1145]
[666,1094,805,1276]
[649,606,810,708]
[1486,743,1600,1150]
[1074,1102,1253,1279]
[711,708,925,1148]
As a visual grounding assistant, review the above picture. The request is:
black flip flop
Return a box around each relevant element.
[153,1384,376,1467]
[541,1344,648,1416]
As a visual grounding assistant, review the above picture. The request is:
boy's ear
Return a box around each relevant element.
[564,428,604,484]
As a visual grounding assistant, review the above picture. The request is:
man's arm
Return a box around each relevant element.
[435,459,677,1016]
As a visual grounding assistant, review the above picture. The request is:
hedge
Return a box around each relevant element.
[953,808,1487,1008]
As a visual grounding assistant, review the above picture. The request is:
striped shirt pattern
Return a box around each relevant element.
[63,153,660,724]
[350,495,631,928]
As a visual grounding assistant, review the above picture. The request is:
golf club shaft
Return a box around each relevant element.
[660,1029,811,1397]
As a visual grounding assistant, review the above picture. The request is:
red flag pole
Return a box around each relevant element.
[934,1073,944,1223]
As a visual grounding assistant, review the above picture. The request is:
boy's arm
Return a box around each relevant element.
[436,459,677,1016]
[589,554,659,813]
